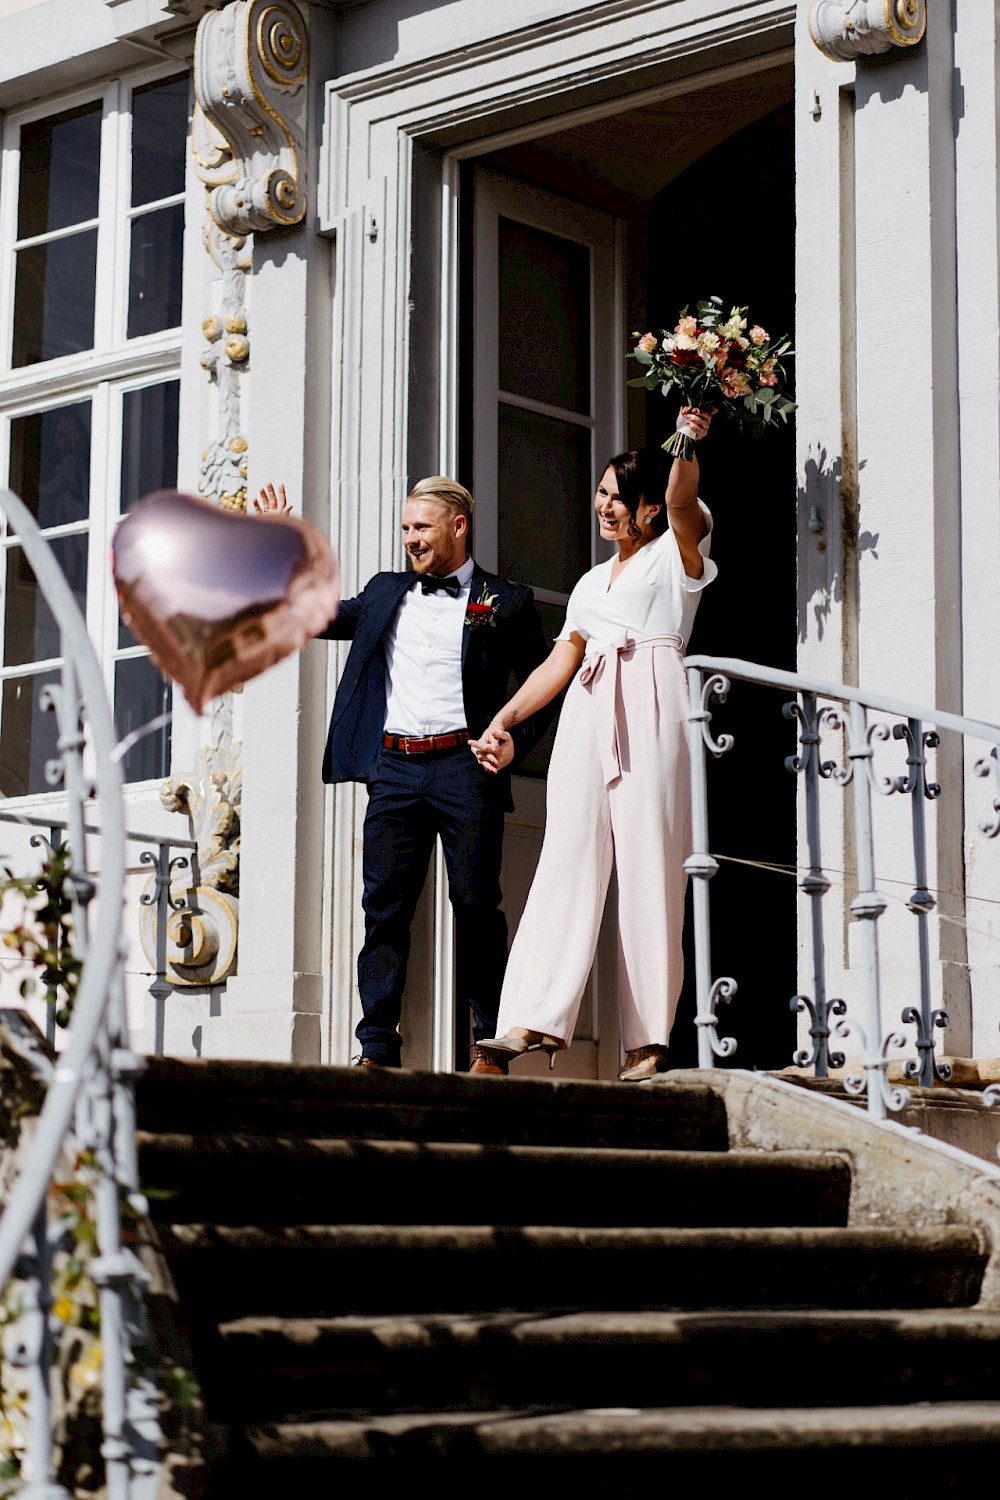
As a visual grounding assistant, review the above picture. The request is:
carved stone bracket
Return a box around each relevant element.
[141,701,242,988]
[193,0,308,236]
[807,0,926,62]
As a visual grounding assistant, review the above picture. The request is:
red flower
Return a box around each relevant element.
[465,600,497,629]
[671,348,702,368]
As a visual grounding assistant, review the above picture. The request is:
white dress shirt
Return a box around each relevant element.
[383,556,476,735]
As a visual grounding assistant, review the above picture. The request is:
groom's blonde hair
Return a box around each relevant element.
[407,475,474,524]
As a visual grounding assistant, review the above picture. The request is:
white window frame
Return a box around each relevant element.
[0,63,189,805]
[472,167,624,603]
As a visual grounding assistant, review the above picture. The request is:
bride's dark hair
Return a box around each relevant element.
[605,448,672,537]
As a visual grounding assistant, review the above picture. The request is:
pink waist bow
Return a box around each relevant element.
[578,632,684,787]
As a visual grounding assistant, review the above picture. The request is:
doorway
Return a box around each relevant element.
[461,73,796,1076]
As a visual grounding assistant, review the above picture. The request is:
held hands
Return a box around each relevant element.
[470,723,514,774]
[253,482,293,516]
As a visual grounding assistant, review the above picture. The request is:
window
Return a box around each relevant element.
[0,70,188,795]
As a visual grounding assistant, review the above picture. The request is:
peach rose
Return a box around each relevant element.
[749,325,769,345]
[636,332,658,353]
[676,315,698,337]
[721,370,751,398]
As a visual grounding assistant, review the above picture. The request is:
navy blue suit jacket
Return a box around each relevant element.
[319,564,554,794]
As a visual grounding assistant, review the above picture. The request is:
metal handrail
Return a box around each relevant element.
[0,488,155,1496]
[0,811,198,1053]
[685,655,1000,750]
[0,810,196,851]
[0,490,125,1289]
[684,653,1000,1122]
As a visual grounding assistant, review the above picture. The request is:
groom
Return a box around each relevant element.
[313,476,552,1072]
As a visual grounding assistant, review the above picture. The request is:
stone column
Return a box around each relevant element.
[953,1,1000,1055]
[176,0,335,1060]
[796,0,970,1063]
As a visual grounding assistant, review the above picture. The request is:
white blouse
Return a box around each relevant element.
[557,500,717,651]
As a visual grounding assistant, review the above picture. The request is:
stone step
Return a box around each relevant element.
[207,1307,1000,1423]
[160,1223,986,1322]
[138,1135,851,1229]
[222,1401,1000,1491]
[136,1060,728,1151]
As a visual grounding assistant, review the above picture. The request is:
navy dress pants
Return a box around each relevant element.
[356,745,509,1065]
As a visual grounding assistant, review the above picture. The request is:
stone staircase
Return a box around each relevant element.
[136,1059,1000,1495]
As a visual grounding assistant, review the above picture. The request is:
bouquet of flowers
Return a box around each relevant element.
[629,296,795,461]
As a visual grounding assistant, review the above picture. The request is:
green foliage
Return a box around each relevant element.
[0,840,202,1482]
[0,844,81,1028]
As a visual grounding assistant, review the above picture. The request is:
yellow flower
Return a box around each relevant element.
[69,1340,102,1393]
[52,1296,75,1323]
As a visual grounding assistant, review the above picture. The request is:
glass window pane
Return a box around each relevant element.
[9,402,91,530]
[18,102,101,240]
[128,203,183,338]
[131,75,189,207]
[0,670,60,798]
[497,402,592,594]
[115,655,171,784]
[3,536,88,668]
[12,230,98,367]
[119,380,179,646]
[120,381,180,511]
[498,217,590,413]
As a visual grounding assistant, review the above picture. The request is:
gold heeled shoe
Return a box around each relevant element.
[474,1032,563,1071]
[618,1045,668,1082]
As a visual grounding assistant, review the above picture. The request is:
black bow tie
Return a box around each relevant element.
[420,575,461,597]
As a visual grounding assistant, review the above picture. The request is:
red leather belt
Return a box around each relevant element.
[383,730,471,754]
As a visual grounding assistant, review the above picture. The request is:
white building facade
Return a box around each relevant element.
[0,0,996,1080]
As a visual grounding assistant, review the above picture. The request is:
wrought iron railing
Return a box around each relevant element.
[0,812,197,1056]
[0,488,161,1496]
[685,655,1000,1120]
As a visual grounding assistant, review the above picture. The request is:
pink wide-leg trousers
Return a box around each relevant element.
[496,633,692,1052]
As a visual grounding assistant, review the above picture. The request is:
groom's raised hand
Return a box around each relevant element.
[253,482,293,515]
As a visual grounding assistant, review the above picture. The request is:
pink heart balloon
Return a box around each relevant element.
[112,490,339,714]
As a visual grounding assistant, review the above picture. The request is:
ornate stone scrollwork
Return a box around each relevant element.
[193,0,308,236]
[807,0,926,62]
[199,222,253,511]
[140,706,242,987]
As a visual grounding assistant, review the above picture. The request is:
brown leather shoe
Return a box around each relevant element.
[469,1046,509,1076]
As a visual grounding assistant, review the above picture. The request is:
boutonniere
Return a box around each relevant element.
[465,586,499,629]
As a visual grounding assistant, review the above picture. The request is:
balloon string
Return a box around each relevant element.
[111,711,173,765]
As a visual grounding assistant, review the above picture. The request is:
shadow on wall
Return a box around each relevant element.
[797,444,870,650]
